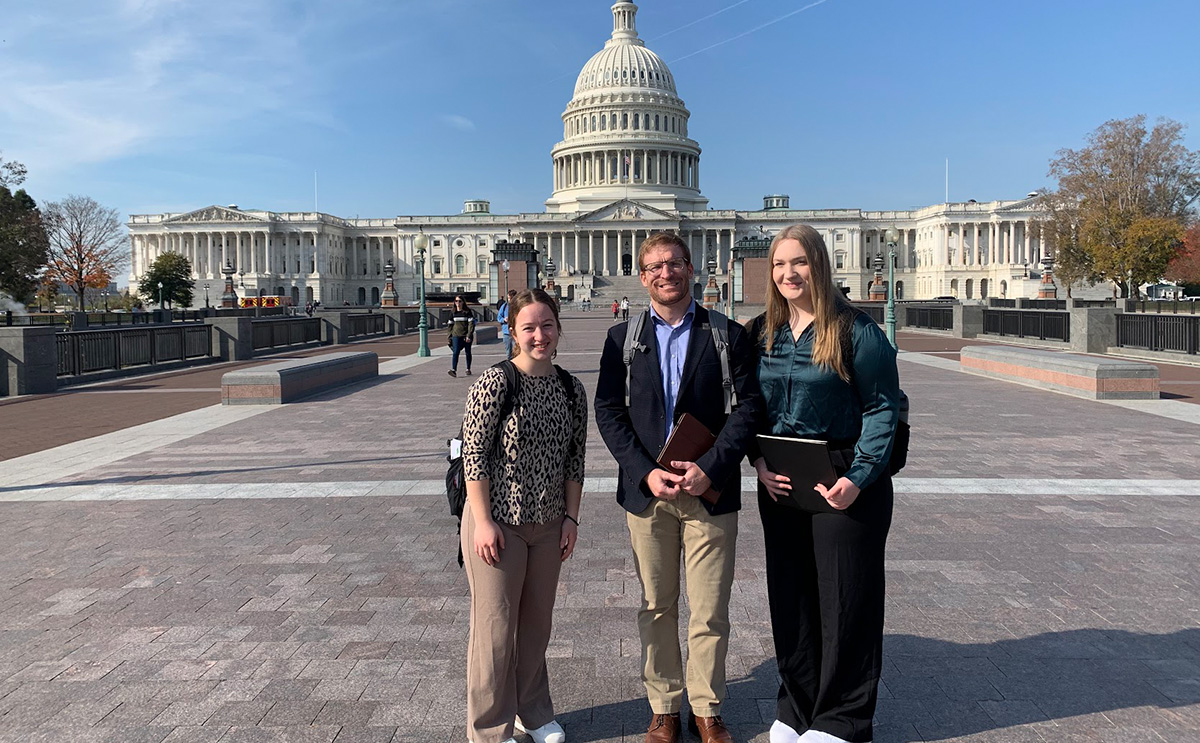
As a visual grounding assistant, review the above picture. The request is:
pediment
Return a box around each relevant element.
[575,199,679,223]
[165,205,268,224]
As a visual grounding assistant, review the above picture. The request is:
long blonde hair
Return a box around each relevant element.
[761,223,852,381]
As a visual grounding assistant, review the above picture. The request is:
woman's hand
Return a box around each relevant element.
[753,458,791,502]
[473,518,505,566]
[814,477,861,510]
[560,517,578,562]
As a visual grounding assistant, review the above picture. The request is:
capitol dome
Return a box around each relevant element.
[545,2,707,214]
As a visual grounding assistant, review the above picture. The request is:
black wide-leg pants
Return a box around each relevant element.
[758,475,893,743]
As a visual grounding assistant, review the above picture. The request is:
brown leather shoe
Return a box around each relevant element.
[688,713,734,743]
[645,712,681,743]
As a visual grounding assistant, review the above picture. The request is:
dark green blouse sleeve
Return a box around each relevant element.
[845,316,900,489]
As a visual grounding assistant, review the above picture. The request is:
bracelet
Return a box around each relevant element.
[564,514,579,526]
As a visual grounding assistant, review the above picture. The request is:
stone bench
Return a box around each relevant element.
[960,345,1158,400]
[221,352,379,405]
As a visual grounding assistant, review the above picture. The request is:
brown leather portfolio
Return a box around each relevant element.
[657,413,720,504]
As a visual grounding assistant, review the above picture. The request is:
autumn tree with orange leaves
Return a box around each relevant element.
[1166,224,1200,294]
[43,195,128,310]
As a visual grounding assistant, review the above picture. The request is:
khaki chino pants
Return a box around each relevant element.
[626,494,737,717]
[462,504,564,743]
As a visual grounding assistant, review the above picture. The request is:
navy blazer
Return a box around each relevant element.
[594,304,761,516]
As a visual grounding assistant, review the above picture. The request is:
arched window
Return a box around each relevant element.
[601,116,607,131]
[655,114,660,131]
[622,113,628,129]
[633,114,639,129]
[591,115,596,130]
[454,255,466,275]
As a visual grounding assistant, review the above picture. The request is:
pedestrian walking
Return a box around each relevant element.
[448,296,477,377]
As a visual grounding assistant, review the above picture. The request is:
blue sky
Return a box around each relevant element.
[2,0,1198,220]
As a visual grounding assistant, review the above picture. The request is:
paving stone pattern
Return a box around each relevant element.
[0,314,1198,742]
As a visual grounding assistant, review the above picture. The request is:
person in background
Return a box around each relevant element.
[620,296,630,322]
[448,295,478,377]
[461,288,588,743]
[612,298,620,320]
[748,223,900,743]
[498,289,517,359]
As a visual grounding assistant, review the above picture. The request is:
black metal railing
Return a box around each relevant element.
[82,312,156,327]
[1123,299,1199,315]
[251,317,321,350]
[850,304,884,323]
[1072,299,1116,308]
[56,324,213,377]
[4,312,71,328]
[1019,298,1068,310]
[346,313,387,339]
[906,306,953,330]
[988,298,1017,308]
[982,309,1070,342]
[1116,314,1200,355]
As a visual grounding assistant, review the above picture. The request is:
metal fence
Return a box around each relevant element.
[850,304,884,323]
[346,313,387,339]
[4,312,71,328]
[57,324,213,377]
[982,309,1070,342]
[906,306,953,330]
[1123,299,1200,315]
[251,317,321,350]
[1116,314,1200,355]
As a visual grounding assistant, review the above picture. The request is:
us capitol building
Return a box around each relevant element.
[127,2,1049,308]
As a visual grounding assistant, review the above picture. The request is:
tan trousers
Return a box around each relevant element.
[626,494,737,717]
[462,503,564,743]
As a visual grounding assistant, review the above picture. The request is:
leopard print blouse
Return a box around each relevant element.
[461,366,588,526]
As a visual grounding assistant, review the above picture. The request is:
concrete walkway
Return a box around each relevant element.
[0,314,1198,742]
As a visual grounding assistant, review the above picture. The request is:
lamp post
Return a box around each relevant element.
[204,283,210,309]
[102,290,109,312]
[544,255,557,295]
[157,281,164,310]
[703,255,720,310]
[221,260,237,308]
[501,260,510,299]
[415,230,430,357]
[884,228,899,348]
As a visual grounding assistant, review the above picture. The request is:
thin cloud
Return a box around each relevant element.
[440,114,478,132]
[0,1,351,176]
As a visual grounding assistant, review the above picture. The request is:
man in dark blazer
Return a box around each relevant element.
[595,232,760,743]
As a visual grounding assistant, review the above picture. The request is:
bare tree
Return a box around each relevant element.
[0,152,28,188]
[43,195,128,310]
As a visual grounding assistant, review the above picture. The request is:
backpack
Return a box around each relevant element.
[837,311,909,475]
[445,359,578,565]
[622,308,738,414]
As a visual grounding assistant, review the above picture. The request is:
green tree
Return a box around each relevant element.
[138,252,194,309]
[1043,115,1200,297]
[0,185,50,304]
[43,195,129,310]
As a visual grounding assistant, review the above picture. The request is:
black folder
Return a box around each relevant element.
[755,434,841,514]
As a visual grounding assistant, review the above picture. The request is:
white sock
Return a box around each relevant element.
[770,719,803,743]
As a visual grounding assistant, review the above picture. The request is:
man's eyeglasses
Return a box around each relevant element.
[640,258,689,275]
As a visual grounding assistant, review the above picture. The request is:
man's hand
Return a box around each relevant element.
[669,460,712,497]
[814,477,861,511]
[645,468,684,500]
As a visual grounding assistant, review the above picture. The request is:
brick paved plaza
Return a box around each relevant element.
[1,314,1199,742]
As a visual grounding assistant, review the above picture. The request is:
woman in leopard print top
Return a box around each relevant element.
[459,289,586,743]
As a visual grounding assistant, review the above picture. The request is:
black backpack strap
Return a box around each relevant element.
[706,308,736,414]
[553,364,577,404]
[495,359,520,421]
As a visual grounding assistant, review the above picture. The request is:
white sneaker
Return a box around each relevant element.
[770,720,803,743]
[514,717,566,743]
[800,730,861,743]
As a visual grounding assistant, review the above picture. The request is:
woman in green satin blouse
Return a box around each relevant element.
[747,223,901,743]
